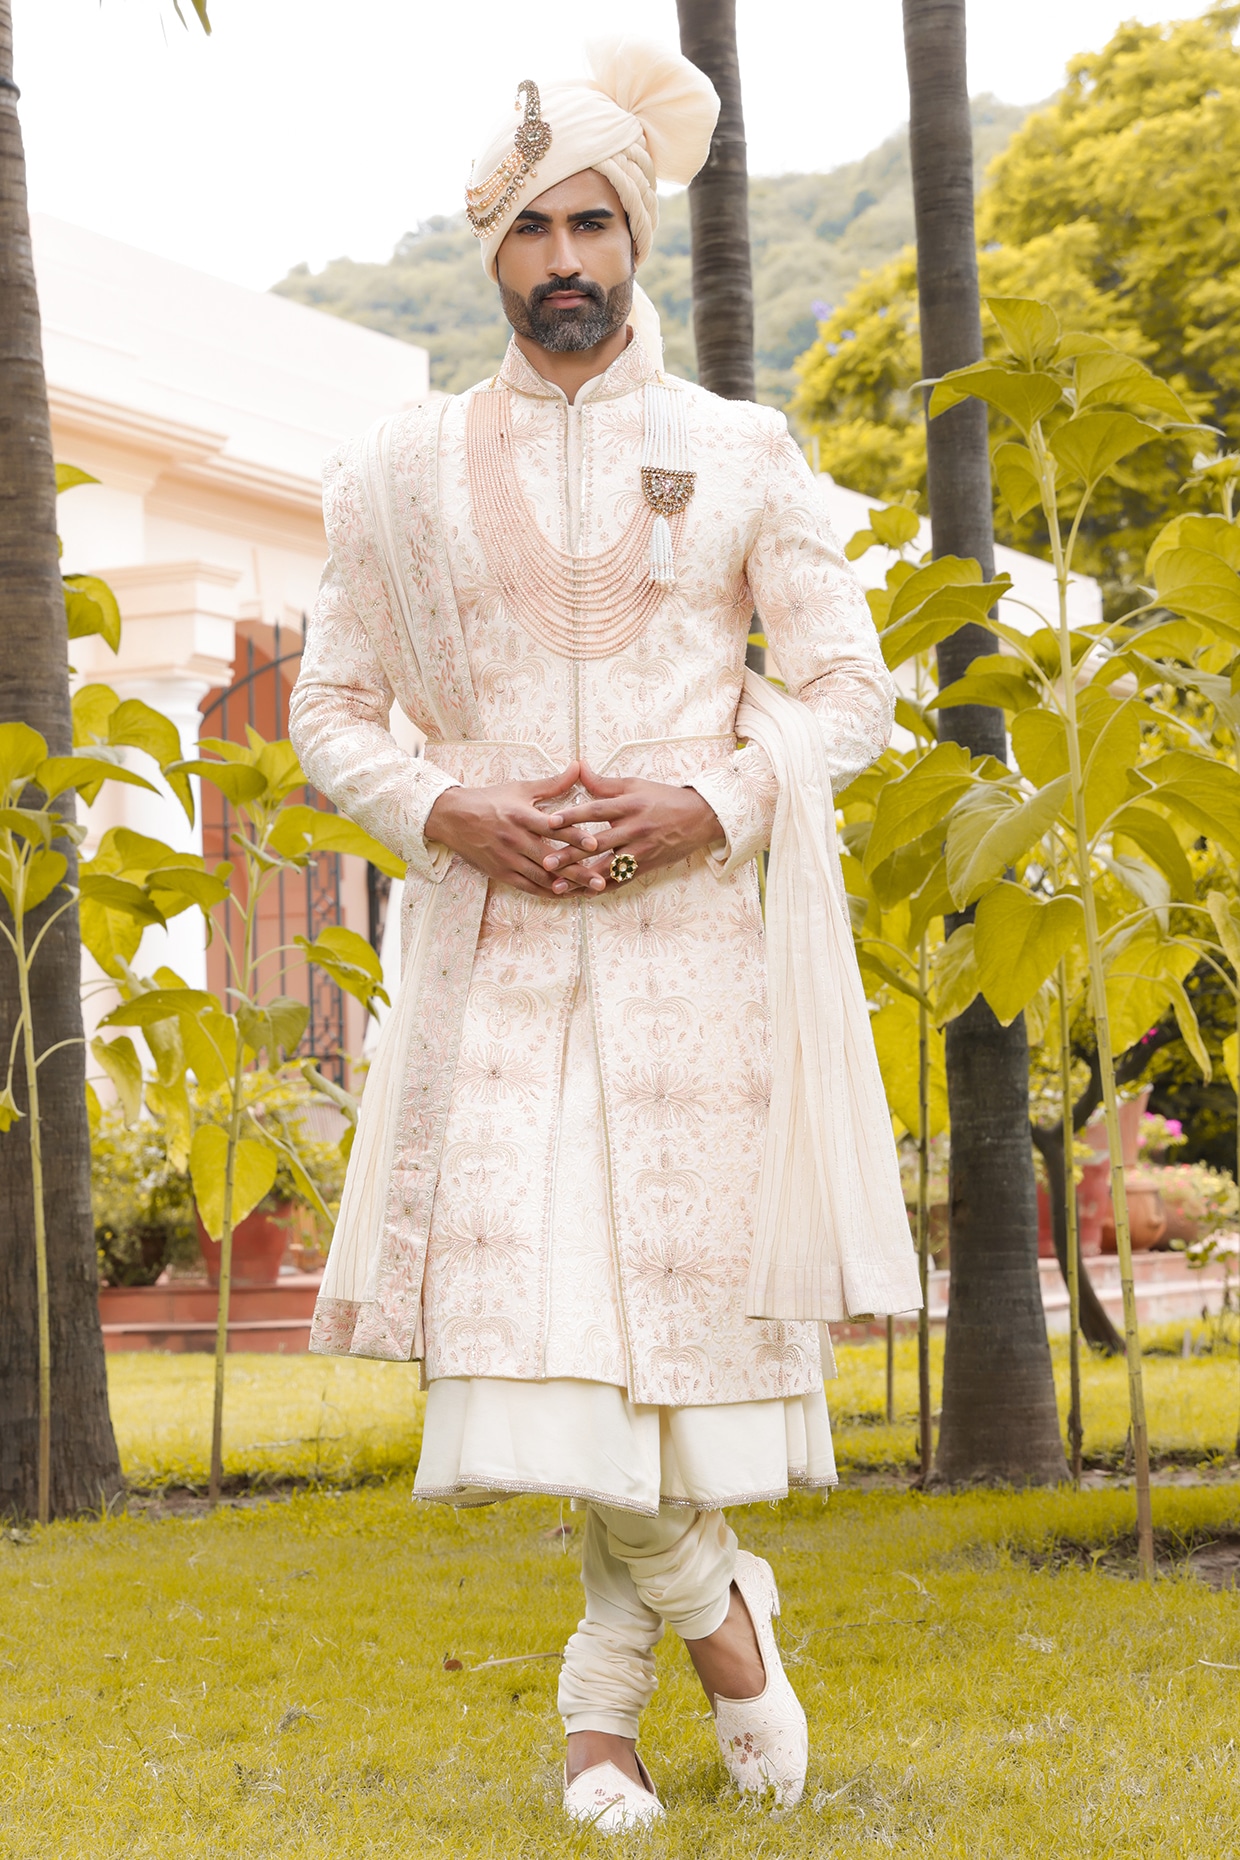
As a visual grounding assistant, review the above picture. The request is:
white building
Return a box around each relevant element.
[37,215,429,1066]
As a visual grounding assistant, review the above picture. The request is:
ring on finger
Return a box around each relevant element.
[609,851,638,884]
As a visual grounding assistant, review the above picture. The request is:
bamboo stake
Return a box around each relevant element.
[1037,436,1154,1578]
[1058,958,1083,1485]
[885,1315,895,1423]
[208,1036,246,1508]
[15,897,50,1526]
[917,935,932,1479]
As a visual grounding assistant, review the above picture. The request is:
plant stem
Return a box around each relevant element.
[207,1035,245,1508]
[917,934,932,1479]
[1039,437,1154,1577]
[14,895,50,1526]
[885,1314,895,1423]
[1058,958,1083,1485]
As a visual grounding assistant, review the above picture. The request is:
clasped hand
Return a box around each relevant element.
[423,760,722,898]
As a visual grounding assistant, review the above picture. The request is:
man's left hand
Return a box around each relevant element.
[542,761,723,892]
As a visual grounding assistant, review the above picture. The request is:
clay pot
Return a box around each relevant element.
[1038,1180,1105,1259]
[195,1200,295,1288]
[1077,1157,1111,1256]
[1100,1168,1167,1253]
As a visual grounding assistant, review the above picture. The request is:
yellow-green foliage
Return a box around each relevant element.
[795,8,1240,602]
[6,1476,1240,1855]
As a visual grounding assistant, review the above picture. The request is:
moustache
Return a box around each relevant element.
[529,275,606,312]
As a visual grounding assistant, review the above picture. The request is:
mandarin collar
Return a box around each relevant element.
[495,332,659,404]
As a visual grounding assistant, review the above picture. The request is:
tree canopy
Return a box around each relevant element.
[796,5,1240,608]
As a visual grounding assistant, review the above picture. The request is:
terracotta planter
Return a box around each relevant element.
[1100,1168,1168,1253]
[1077,1157,1111,1256]
[1038,1180,1104,1259]
[196,1200,295,1288]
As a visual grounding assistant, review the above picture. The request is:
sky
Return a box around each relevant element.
[13,0,1214,291]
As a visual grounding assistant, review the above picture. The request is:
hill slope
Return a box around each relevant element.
[274,95,1027,415]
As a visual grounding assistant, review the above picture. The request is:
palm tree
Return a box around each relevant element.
[675,0,760,669]
[0,2,124,1518]
[902,0,1067,1483]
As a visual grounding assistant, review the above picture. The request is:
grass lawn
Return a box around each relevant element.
[5,1336,1240,1854]
[6,1477,1240,1855]
[102,1324,1240,1492]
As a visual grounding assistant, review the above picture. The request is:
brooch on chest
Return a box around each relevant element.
[464,379,696,659]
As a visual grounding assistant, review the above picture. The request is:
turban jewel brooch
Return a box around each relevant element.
[466,80,553,238]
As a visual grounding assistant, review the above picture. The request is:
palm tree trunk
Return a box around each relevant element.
[903,0,1067,1484]
[676,0,766,683]
[675,0,755,404]
[0,0,122,1519]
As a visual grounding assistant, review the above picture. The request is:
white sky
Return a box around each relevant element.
[14,0,1212,291]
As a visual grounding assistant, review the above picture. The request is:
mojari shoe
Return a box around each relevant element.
[562,1756,665,1831]
[714,1550,808,1808]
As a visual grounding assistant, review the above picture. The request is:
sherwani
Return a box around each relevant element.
[289,337,895,1441]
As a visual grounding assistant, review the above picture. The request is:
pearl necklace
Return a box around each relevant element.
[465,380,694,661]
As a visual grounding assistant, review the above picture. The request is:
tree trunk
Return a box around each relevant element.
[0,2,122,1519]
[675,0,755,403]
[903,0,1067,1484]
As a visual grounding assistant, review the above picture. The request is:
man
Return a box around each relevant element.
[290,38,918,1830]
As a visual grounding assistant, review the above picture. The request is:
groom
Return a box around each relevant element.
[291,40,915,1830]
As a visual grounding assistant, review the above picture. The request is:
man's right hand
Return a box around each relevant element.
[423,762,608,896]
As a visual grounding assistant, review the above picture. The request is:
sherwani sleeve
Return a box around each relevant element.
[289,446,460,884]
[688,417,896,877]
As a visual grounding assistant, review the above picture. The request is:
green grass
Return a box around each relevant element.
[104,1328,1240,1493]
[6,1480,1240,1856]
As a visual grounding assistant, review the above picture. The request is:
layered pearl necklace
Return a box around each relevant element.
[465,379,695,662]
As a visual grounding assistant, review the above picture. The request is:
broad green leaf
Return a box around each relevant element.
[0,722,47,796]
[100,986,215,1028]
[1121,618,1204,659]
[1164,975,1212,1083]
[845,528,878,561]
[63,575,121,651]
[190,1127,279,1241]
[1081,697,1143,838]
[908,857,953,947]
[268,804,405,879]
[992,441,1043,521]
[893,696,938,742]
[21,848,68,913]
[985,297,1061,369]
[71,683,119,747]
[869,825,944,911]
[945,775,1070,910]
[932,924,980,1025]
[1152,546,1240,642]
[36,755,157,803]
[77,873,165,926]
[1103,854,1170,915]
[1010,709,1069,787]
[237,995,310,1063]
[887,555,984,625]
[973,884,1084,1025]
[868,503,920,549]
[1074,352,1191,421]
[55,463,98,493]
[168,758,267,804]
[253,737,305,804]
[197,736,256,764]
[106,699,182,767]
[929,364,1062,433]
[146,865,230,915]
[863,742,975,874]
[1049,412,1160,487]
[79,896,145,977]
[870,992,948,1138]
[180,1009,235,1093]
[930,659,1041,715]
[298,925,390,1014]
[1105,928,1195,1055]
[1174,514,1240,571]
[0,1085,23,1132]
[87,826,183,878]
[90,1034,143,1126]
[858,947,923,1004]
[1207,890,1240,972]
[1142,751,1240,860]
[146,1077,193,1171]
[881,581,1013,672]
[141,1007,185,1090]
[0,806,53,848]
[1111,805,1194,902]
[1224,1031,1238,1096]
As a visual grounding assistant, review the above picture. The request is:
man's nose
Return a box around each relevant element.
[546,229,583,276]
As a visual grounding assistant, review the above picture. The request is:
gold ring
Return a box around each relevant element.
[609,852,638,884]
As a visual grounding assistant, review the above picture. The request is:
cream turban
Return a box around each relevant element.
[467,38,720,279]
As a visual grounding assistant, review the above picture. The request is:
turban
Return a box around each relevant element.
[467,38,720,280]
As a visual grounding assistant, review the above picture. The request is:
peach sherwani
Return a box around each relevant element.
[289,336,905,1438]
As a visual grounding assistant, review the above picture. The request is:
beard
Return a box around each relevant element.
[500,272,634,353]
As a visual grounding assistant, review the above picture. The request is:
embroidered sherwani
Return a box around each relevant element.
[289,336,895,1508]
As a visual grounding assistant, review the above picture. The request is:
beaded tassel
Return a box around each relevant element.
[641,384,694,587]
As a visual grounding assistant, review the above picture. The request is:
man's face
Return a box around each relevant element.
[496,170,635,353]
